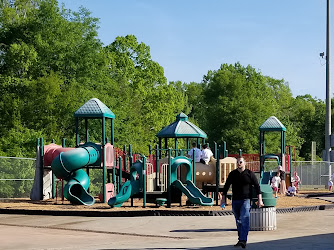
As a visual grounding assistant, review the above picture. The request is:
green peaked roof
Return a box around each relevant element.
[74,98,115,118]
[157,113,207,138]
[259,116,286,132]
[176,112,188,121]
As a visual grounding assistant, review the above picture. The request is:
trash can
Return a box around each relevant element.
[250,207,276,231]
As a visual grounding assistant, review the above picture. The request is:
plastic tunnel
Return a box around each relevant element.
[51,145,100,206]
[171,156,213,206]
[108,160,143,207]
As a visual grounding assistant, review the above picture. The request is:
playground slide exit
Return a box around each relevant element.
[51,146,99,206]
[173,179,214,206]
[108,161,142,207]
[107,180,140,207]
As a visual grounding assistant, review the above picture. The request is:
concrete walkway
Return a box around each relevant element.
[0,209,334,249]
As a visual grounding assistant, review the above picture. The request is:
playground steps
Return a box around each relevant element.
[132,189,182,204]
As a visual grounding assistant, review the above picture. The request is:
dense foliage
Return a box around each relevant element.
[0,0,329,162]
[183,63,318,157]
[0,0,188,157]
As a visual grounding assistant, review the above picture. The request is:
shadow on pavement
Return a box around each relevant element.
[170,228,237,233]
[101,233,334,250]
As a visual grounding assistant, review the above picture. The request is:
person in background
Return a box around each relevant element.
[200,144,213,164]
[187,142,201,163]
[287,183,297,196]
[328,180,333,192]
[278,165,287,195]
[329,173,334,191]
[220,156,264,249]
[271,171,281,198]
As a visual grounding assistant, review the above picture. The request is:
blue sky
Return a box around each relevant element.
[60,0,331,100]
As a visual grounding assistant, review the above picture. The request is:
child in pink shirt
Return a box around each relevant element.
[271,171,281,198]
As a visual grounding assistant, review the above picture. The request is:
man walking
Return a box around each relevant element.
[221,156,263,248]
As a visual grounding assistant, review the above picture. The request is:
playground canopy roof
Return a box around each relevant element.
[74,98,115,119]
[156,113,207,138]
[259,116,286,132]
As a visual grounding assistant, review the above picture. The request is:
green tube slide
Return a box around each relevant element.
[108,180,132,207]
[51,146,99,206]
[108,180,140,207]
[108,161,142,207]
[173,179,214,206]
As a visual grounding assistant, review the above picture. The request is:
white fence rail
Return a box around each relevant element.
[0,156,36,198]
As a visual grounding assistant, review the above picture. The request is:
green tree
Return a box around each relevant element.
[290,95,325,160]
[183,81,206,123]
[0,0,109,155]
[105,35,190,153]
[200,63,277,153]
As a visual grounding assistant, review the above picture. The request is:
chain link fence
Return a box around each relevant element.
[0,156,36,198]
[0,157,333,198]
[256,160,332,189]
[295,161,332,188]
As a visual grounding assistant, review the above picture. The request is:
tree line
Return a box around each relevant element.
[0,0,328,160]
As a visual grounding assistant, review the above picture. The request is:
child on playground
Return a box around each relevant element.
[328,180,333,192]
[200,144,213,164]
[271,171,281,198]
[286,183,297,196]
[329,172,334,191]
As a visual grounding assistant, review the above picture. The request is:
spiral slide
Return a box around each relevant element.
[51,145,99,206]
[173,179,214,206]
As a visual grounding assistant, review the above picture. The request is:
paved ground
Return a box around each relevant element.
[0,208,334,250]
[312,193,334,203]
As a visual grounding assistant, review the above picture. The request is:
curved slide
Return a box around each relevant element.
[108,161,142,207]
[51,146,99,206]
[173,179,213,206]
[107,180,140,207]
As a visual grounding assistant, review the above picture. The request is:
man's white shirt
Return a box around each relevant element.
[201,148,213,164]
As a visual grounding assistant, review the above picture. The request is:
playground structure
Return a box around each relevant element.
[108,154,218,207]
[256,116,301,207]
[107,113,244,207]
[30,99,243,207]
[259,116,286,176]
[31,98,115,204]
[285,145,301,190]
[30,98,298,209]
[259,116,300,185]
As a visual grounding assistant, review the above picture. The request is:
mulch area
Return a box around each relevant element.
[0,190,333,212]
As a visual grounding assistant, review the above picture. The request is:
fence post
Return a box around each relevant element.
[40,138,44,200]
[118,156,122,191]
[143,155,146,208]
[167,148,172,208]
[215,144,220,206]
[155,144,159,188]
